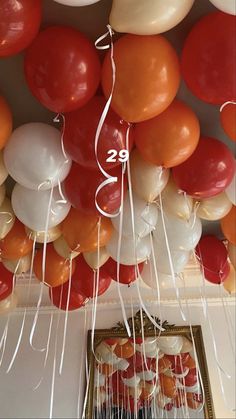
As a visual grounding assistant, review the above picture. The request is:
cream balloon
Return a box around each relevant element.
[107,231,151,265]
[83,247,109,269]
[161,177,193,220]
[141,259,177,289]
[156,336,183,355]
[228,243,236,269]
[153,238,190,274]
[4,123,71,190]
[180,337,193,353]
[0,197,15,239]
[110,0,195,35]
[12,184,71,231]
[96,342,121,365]
[0,293,18,315]
[223,263,236,294]
[0,183,6,207]
[117,359,130,371]
[53,0,101,5]
[0,151,8,185]
[137,370,156,382]
[226,167,236,205]
[2,253,32,274]
[130,149,169,202]
[25,225,62,244]
[122,375,140,387]
[197,192,232,221]
[112,194,158,238]
[209,0,236,15]
[53,235,80,260]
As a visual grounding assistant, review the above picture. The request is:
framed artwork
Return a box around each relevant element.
[85,311,215,419]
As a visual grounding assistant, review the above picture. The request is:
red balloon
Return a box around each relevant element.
[0,263,13,302]
[0,0,42,57]
[103,258,144,285]
[49,281,86,311]
[180,368,197,387]
[196,235,229,284]
[181,12,236,104]
[64,162,126,216]
[64,96,134,170]
[172,137,235,198]
[24,26,101,113]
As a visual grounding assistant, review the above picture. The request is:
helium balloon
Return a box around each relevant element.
[159,374,177,399]
[62,208,113,252]
[220,103,236,141]
[109,0,195,35]
[114,341,135,359]
[0,197,15,240]
[0,263,13,301]
[141,260,174,289]
[221,205,236,245]
[102,34,180,123]
[197,192,232,221]
[0,151,8,185]
[181,337,193,354]
[107,231,151,265]
[172,137,235,199]
[226,162,236,205]
[223,264,236,294]
[157,336,183,356]
[49,279,87,311]
[196,235,229,284]
[24,26,101,113]
[12,184,71,231]
[135,100,200,168]
[53,235,80,260]
[112,194,158,238]
[54,0,100,4]
[64,96,133,170]
[25,225,62,244]
[181,12,236,104]
[96,342,120,365]
[0,96,12,150]
[0,0,42,57]
[4,123,72,190]
[104,258,144,285]
[0,184,5,207]
[161,177,193,220]
[187,392,202,410]
[130,149,169,202]
[148,241,190,275]
[228,243,236,269]
[3,253,31,275]
[0,293,17,315]
[209,0,236,15]
[34,244,76,287]
[83,247,109,269]
[64,163,125,216]
[0,219,33,260]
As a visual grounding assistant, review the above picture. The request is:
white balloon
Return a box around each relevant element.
[107,231,151,265]
[153,238,190,275]
[141,258,179,289]
[0,197,15,239]
[226,165,236,204]
[0,151,8,185]
[122,375,140,387]
[94,369,105,388]
[117,359,130,371]
[53,0,101,5]
[96,342,120,365]
[180,337,193,353]
[156,336,183,355]
[209,0,236,15]
[112,194,158,238]
[197,192,232,221]
[4,123,71,190]
[12,184,71,231]
[173,367,189,379]
[25,225,62,244]
[161,177,193,220]
[137,370,156,381]
[153,211,202,251]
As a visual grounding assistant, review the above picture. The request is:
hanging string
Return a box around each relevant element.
[218,284,236,362]
[0,315,10,368]
[76,307,88,419]
[220,101,236,112]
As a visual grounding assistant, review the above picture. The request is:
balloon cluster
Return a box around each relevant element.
[0,0,236,315]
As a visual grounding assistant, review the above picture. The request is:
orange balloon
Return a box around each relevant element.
[114,341,135,359]
[184,355,196,370]
[159,374,177,398]
[134,99,200,168]
[0,219,33,260]
[221,205,236,245]
[62,208,113,253]
[158,356,172,373]
[33,244,75,287]
[0,96,12,150]
[220,103,236,142]
[187,392,202,410]
[102,34,180,123]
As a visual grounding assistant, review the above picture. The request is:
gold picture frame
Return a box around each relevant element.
[85,310,215,419]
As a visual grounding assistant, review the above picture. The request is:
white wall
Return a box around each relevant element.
[0,301,235,419]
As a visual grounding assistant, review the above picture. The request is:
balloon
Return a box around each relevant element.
[130,149,169,203]
[25,225,62,244]
[181,368,197,387]
[172,137,235,199]
[141,260,174,289]
[0,197,15,240]
[0,293,17,315]
[223,264,236,294]
[110,0,194,35]
[49,279,87,311]
[187,392,202,410]
[64,163,125,216]
[0,263,13,301]
[157,337,183,355]
[226,162,236,204]
[102,34,180,123]
[64,96,134,170]
[12,184,71,231]
[209,0,236,15]
[159,374,177,398]
[3,253,31,275]
[181,337,193,354]
[197,192,232,221]
[34,244,76,287]
[0,0,42,57]
[53,0,101,5]
[221,206,236,245]
[24,26,101,113]
[228,243,236,269]
[161,177,193,220]
[181,12,236,104]
[4,123,71,190]
[196,235,229,284]
[62,208,113,253]
[53,236,80,260]
[112,194,158,238]
[104,258,144,285]
[114,342,135,359]
[83,247,109,269]
[0,184,5,207]
[0,96,12,150]
[0,219,33,260]
[135,100,200,168]
[107,231,151,265]
[71,255,112,298]
[96,342,121,365]
[153,211,202,252]
[220,103,236,141]
[0,152,8,185]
